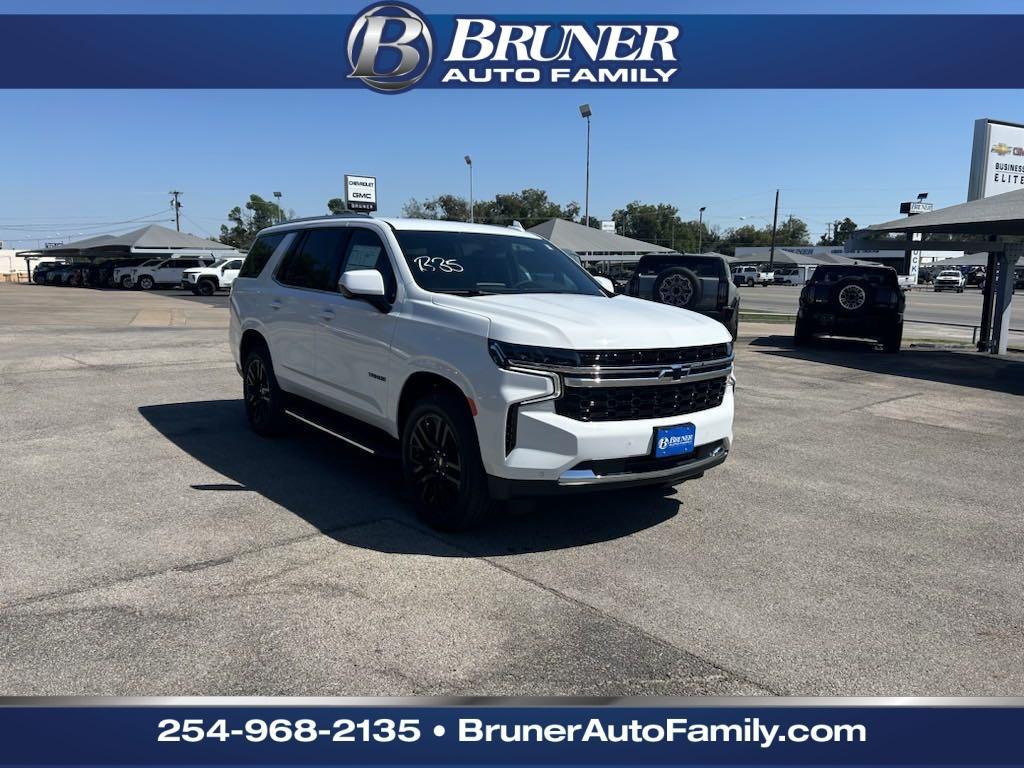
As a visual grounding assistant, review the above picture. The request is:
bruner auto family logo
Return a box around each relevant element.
[346,2,680,93]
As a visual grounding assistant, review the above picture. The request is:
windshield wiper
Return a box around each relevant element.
[434,289,497,297]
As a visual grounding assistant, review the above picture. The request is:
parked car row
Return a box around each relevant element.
[33,255,244,295]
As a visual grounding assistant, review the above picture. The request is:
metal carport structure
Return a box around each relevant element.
[851,187,1024,355]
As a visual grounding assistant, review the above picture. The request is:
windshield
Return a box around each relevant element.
[394,231,604,296]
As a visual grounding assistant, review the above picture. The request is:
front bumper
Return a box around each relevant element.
[479,365,735,492]
[488,437,730,498]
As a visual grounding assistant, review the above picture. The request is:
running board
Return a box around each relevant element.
[283,397,399,461]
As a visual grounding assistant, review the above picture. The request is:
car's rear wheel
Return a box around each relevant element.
[243,347,287,437]
[120,275,133,289]
[794,317,813,346]
[882,321,903,353]
[727,311,739,341]
[137,275,154,290]
[746,278,754,287]
[402,392,489,531]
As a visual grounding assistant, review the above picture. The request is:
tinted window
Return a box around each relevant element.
[239,233,286,278]
[224,260,243,270]
[810,266,898,286]
[342,228,397,303]
[394,231,602,296]
[277,228,349,291]
[638,256,726,278]
[173,259,199,268]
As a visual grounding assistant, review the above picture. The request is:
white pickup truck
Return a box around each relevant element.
[230,215,735,530]
[732,265,774,286]
[181,257,245,295]
[932,269,966,293]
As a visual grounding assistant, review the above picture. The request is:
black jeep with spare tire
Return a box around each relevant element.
[624,252,740,339]
[795,264,905,352]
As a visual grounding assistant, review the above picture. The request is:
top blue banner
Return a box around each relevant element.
[3,8,1024,90]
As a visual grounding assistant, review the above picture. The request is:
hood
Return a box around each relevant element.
[432,293,731,349]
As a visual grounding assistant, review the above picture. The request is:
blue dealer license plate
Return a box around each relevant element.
[654,423,696,458]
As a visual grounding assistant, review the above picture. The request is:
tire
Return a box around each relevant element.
[137,275,155,291]
[833,277,871,313]
[402,392,490,531]
[197,279,216,296]
[726,310,739,341]
[957,286,964,294]
[882,321,903,353]
[794,317,813,346]
[653,267,702,309]
[242,346,288,437]
[746,278,754,287]
[120,275,133,289]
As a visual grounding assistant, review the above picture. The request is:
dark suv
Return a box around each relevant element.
[624,253,740,339]
[795,264,905,352]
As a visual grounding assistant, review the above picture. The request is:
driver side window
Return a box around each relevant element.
[342,228,397,303]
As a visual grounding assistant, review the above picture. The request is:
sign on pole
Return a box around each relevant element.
[344,174,377,212]
[967,118,1024,200]
[600,220,616,233]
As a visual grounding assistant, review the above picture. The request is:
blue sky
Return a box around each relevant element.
[1,0,1021,248]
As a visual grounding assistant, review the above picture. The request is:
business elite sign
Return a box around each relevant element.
[968,118,1024,200]
[346,3,680,93]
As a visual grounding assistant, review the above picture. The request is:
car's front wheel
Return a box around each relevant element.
[243,347,287,437]
[402,392,489,531]
[197,279,216,296]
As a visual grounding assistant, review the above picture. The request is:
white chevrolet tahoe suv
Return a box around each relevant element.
[230,215,735,530]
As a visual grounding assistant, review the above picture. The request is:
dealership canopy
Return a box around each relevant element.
[42,224,233,256]
[528,218,673,262]
[867,186,1024,236]
[728,248,862,266]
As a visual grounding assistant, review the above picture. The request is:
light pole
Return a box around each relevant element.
[273,191,283,224]
[464,155,473,223]
[698,206,706,253]
[579,103,592,227]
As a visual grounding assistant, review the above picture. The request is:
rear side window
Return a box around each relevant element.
[342,227,397,303]
[239,232,287,279]
[277,228,350,291]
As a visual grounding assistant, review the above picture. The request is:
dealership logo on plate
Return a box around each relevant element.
[347,3,434,93]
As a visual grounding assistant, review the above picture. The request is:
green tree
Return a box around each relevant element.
[818,217,858,246]
[402,194,471,221]
[610,202,714,251]
[327,197,347,215]
[219,194,284,249]
[715,216,811,256]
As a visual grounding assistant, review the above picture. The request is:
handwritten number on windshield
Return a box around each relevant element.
[414,256,464,274]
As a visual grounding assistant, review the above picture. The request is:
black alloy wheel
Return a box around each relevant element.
[402,393,489,531]
[408,412,463,513]
[197,279,216,296]
[243,349,286,436]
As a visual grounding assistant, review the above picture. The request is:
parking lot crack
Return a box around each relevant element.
[844,391,921,414]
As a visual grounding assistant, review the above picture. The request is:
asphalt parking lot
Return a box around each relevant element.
[1,283,1023,696]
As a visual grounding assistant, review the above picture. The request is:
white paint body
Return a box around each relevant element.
[230,217,734,487]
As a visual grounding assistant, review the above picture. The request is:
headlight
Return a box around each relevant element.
[488,340,581,370]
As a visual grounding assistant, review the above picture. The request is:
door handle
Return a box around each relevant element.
[270,299,282,310]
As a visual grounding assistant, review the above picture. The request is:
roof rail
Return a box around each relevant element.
[275,212,373,226]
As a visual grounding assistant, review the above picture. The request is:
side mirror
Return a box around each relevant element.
[593,275,615,293]
[339,269,386,298]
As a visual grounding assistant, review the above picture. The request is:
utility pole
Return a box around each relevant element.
[169,190,182,232]
[698,206,706,253]
[768,188,780,270]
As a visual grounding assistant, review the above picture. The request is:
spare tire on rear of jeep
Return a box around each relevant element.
[653,266,702,309]
[832,276,872,313]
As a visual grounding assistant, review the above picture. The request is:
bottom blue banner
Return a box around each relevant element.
[0,702,1021,765]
